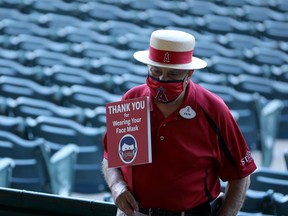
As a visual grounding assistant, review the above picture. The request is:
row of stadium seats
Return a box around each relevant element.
[222,167,288,215]
[1,52,288,86]
[0,131,79,195]
[0,116,107,194]
[0,90,283,170]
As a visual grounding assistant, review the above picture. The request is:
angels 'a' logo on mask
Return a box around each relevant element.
[118,134,137,164]
[155,86,169,103]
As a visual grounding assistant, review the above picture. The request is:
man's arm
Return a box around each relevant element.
[218,175,250,216]
[102,158,138,215]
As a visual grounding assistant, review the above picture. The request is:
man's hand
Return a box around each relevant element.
[113,185,139,216]
[102,159,139,215]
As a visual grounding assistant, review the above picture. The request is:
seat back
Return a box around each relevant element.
[257,99,284,167]
[0,157,15,187]
[0,131,51,192]
[27,116,107,193]
[39,142,79,196]
[250,168,288,195]
[241,189,277,214]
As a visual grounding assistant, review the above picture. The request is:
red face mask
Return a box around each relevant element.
[146,75,186,103]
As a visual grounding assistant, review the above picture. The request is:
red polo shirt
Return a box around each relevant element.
[103,80,256,211]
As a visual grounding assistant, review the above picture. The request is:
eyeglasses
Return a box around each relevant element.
[148,66,189,81]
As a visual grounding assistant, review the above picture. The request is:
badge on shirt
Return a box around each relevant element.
[179,106,196,119]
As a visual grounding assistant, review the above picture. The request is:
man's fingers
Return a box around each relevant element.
[126,192,139,212]
[116,190,138,215]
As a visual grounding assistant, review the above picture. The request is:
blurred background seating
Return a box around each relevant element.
[0,130,78,195]
[0,0,287,214]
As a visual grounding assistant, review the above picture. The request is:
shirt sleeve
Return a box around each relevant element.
[217,105,257,181]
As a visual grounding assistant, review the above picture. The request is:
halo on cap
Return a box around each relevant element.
[133,29,207,70]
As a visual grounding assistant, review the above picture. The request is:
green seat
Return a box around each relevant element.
[0,157,15,188]
[38,143,79,196]
[0,130,79,195]
[249,167,288,195]
[241,189,277,215]
[257,99,284,167]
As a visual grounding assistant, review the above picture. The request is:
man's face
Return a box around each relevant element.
[148,65,193,81]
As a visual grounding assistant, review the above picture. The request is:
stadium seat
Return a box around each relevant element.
[140,9,194,28]
[31,12,90,30]
[194,40,241,58]
[25,49,89,69]
[0,131,78,195]
[228,74,272,98]
[240,5,286,22]
[0,19,34,36]
[39,142,79,196]
[0,47,26,64]
[0,19,52,39]
[272,80,288,100]
[186,0,233,17]
[31,0,80,18]
[84,106,107,128]
[124,0,159,10]
[0,58,44,84]
[77,41,133,60]
[198,83,260,151]
[112,73,146,94]
[208,56,263,77]
[191,71,227,86]
[262,20,288,40]
[270,64,288,83]
[270,0,288,12]
[244,47,288,66]
[0,76,62,104]
[43,65,114,93]
[61,85,121,109]
[93,57,147,76]
[9,34,70,54]
[0,8,29,21]
[257,99,284,167]
[87,2,135,22]
[97,20,153,37]
[0,115,27,139]
[274,193,288,216]
[201,14,252,34]
[0,157,14,188]
[241,189,277,215]
[249,167,288,195]
[228,74,288,100]
[55,26,114,45]
[7,97,85,125]
[217,33,277,50]
[27,116,107,193]
[117,32,150,51]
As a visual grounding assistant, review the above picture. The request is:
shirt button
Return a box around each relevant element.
[162,124,166,127]
[160,136,164,141]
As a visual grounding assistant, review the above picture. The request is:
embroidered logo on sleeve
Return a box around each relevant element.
[240,151,254,166]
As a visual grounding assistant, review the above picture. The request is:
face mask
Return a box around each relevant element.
[146,75,187,103]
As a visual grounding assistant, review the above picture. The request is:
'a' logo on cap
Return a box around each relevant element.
[163,52,170,63]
